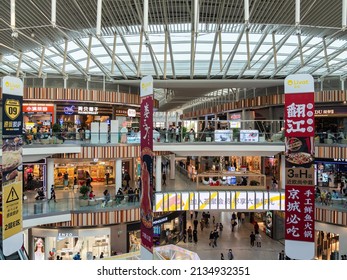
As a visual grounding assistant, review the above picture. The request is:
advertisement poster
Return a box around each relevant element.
[2,77,23,251]
[284,74,315,260]
[214,130,232,142]
[140,76,154,258]
[33,237,45,260]
[240,130,259,142]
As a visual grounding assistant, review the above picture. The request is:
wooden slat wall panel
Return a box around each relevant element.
[315,208,347,226]
[53,146,170,159]
[316,146,347,159]
[0,87,159,108]
[181,90,346,119]
[42,208,140,227]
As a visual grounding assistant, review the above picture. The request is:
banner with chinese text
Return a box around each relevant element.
[2,76,24,257]
[140,75,154,259]
[284,74,315,260]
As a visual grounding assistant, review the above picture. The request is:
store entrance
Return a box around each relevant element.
[316,230,340,260]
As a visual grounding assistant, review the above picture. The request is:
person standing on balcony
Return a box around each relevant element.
[175,126,180,142]
[63,171,69,190]
[162,172,167,186]
[105,171,110,185]
[48,185,57,203]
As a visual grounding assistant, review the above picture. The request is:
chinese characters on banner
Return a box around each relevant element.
[1,76,24,257]
[140,76,154,259]
[284,74,315,260]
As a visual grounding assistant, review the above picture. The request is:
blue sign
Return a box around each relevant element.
[64,105,75,115]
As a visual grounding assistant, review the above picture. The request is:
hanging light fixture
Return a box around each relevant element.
[51,0,56,27]
[96,0,103,37]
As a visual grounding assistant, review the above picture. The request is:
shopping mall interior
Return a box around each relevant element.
[1,0,347,261]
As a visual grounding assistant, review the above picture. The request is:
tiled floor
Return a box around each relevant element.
[179,211,284,260]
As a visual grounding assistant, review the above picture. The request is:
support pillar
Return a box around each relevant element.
[115,158,122,193]
[170,154,175,180]
[156,156,162,191]
[280,155,286,190]
[47,158,54,198]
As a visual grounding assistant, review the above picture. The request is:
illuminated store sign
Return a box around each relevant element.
[64,105,75,115]
[154,191,284,212]
[23,105,54,113]
[78,106,99,115]
[127,109,136,117]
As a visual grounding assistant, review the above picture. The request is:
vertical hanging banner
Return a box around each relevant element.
[284,74,315,260]
[140,75,154,260]
[2,76,24,256]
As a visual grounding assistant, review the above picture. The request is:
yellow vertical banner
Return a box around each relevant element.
[3,181,22,239]
[2,76,24,256]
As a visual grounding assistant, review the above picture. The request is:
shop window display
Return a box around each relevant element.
[24,164,44,190]
[316,231,339,260]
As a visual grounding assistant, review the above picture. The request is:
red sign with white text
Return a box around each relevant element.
[140,76,154,256]
[284,92,314,138]
[284,74,315,259]
[285,186,315,242]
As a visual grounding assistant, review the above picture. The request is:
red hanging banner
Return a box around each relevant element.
[284,74,315,260]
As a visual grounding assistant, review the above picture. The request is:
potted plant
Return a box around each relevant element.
[79,185,89,207]
[250,180,260,186]
[52,123,62,144]
[232,128,240,142]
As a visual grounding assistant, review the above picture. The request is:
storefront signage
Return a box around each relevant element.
[284,73,315,260]
[230,114,241,120]
[57,231,78,240]
[77,106,99,115]
[315,109,334,116]
[333,158,347,162]
[127,109,136,117]
[240,130,259,142]
[140,75,154,258]
[154,191,284,212]
[64,105,75,115]
[229,121,241,128]
[23,104,54,113]
[153,217,169,225]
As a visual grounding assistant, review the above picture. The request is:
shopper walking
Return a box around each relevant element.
[255,232,262,247]
[182,228,187,243]
[48,185,57,203]
[162,172,167,186]
[228,249,234,260]
[105,171,110,185]
[209,231,215,247]
[187,226,193,242]
[193,218,199,231]
[63,171,69,189]
[250,231,256,247]
[213,229,219,247]
[193,229,198,244]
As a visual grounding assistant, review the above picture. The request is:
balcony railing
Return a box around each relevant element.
[23,194,140,219]
[3,118,347,146]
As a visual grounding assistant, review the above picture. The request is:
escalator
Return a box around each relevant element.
[0,245,29,260]
[0,232,29,260]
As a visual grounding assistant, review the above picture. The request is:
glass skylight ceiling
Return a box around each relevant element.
[3,25,347,79]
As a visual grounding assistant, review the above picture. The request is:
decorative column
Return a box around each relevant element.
[280,155,286,190]
[115,159,122,193]
[47,158,55,198]
[170,153,175,180]
[156,155,162,192]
